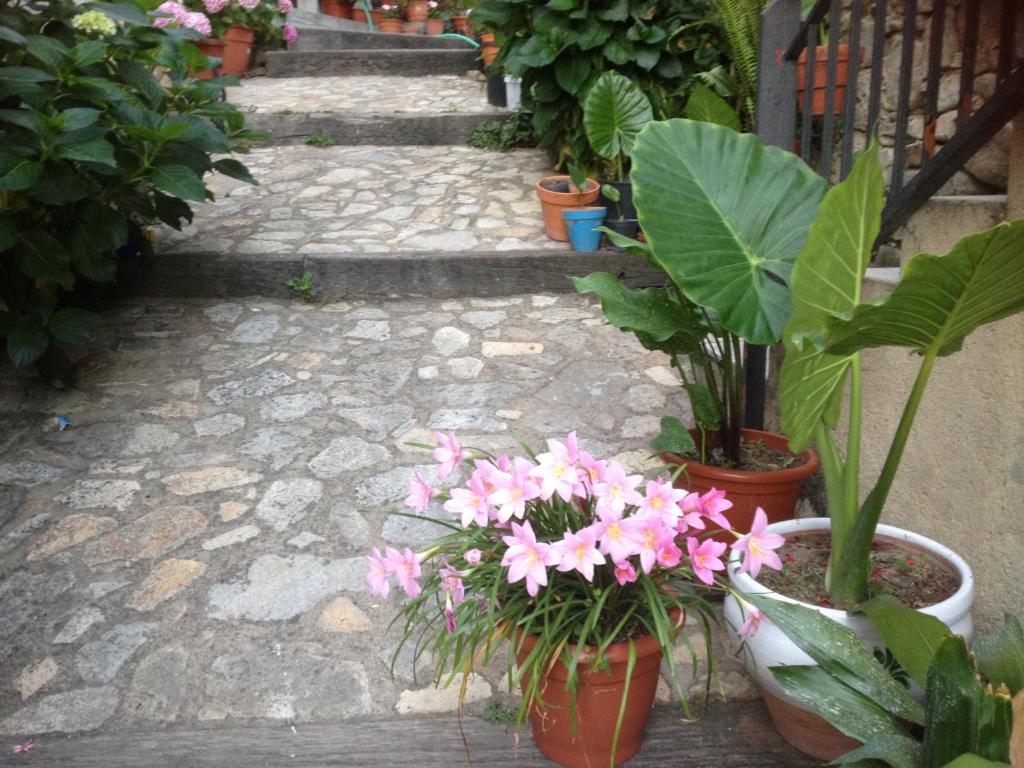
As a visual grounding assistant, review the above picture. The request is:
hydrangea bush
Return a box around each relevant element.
[154,0,296,45]
[368,431,785,730]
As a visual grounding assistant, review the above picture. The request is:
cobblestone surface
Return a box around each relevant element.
[156,145,560,256]
[0,294,755,738]
[228,75,501,115]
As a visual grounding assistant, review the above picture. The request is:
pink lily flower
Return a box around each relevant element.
[737,605,769,640]
[577,449,607,491]
[622,514,673,573]
[596,511,638,563]
[656,537,682,568]
[439,564,466,605]
[501,520,559,596]
[443,473,492,528]
[592,460,643,517]
[487,456,539,522]
[404,472,437,515]
[433,431,467,479]
[366,546,391,598]
[385,546,422,597]
[697,488,734,529]
[613,559,638,586]
[553,525,605,582]
[638,478,687,526]
[686,537,727,585]
[530,437,582,502]
[733,507,785,578]
[676,492,707,534]
[463,547,482,565]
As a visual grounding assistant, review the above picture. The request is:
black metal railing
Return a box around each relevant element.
[757,0,1024,244]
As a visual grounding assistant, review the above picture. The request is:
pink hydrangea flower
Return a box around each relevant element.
[403,472,436,515]
[433,431,467,480]
[501,520,559,597]
[613,559,637,586]
[182,11,212,35]
[278,0,294,11]
[463,547,481,565]
[385,546,422,597]
[366,546,391,598]
[444,472,491,528]
[203,0,229,13]
[733,507,785,578]
[737,605,769,639]
[283,23,297,42]
[156,1,187,18]
[686,537,727,585]
[239,0,260,9]
[553,525,605,582]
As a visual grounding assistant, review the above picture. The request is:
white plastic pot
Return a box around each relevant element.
[723,517,975,703]
[504,76,522,111]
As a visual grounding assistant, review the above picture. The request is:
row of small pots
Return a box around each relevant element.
[321,0,470,33]
[377,18,445,33]
[194,25,255,80]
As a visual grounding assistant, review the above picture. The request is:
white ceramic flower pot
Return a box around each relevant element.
[504,76,522,112]
[723,517,975,759]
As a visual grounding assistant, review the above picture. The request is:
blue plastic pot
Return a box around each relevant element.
[562,207,607,253]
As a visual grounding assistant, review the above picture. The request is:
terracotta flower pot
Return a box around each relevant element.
[220,25,254,76]
[515,624,673,767]
[451,14,468,32]
[402,25,421,33]
[535,176,601,241]
[796,44,863,115]
[379,17,403,32]
[193,38,225,80]
[352,6,367,22]
[425,18,444,34]
[320,0,352,18]
[481,43,499,67]
[480,32,495,43]
[724,518,975,760]
[661,428,818,542]
[406,0,428,21]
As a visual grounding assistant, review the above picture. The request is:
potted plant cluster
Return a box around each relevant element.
[367,431,790,767]
[378,2,404,32]
[576,118,825,537]
[1,0,257,383]
[745,595,1023,767]
[449,0,472,33]
[321,0,353,19]
[425,0,444,34]
[715,133,1024,757]
[535,173,600,242]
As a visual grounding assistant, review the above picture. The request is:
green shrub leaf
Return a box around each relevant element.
[684,84,740,131]
[7,320,49,367]
[649,416,695,456]
[860,595,951,690]
[974,614,1024,695]
[144,164,206,202]
[16,231,73,287]
[582,71,652,162]
[213,158,256,185]
[554,54,590,95]
[49,308,103,345]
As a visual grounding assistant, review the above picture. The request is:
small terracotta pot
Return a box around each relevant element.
[535,175,601,241]
[379,17,403,32]
[193,38,225,80]
[425,18,444,34]
[515,617,679,767]
[352,6,367,22]
[451,14,468,32]
[402,25,421,33]
[406,0,428,21]
[220,25,254,76]
[480,32,495,43]
[797,44,863,115]
[481,43,499,67]
[661,428,818,542]
[320,0,352,18]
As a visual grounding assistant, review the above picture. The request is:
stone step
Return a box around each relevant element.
[290,27,476,51]
[896,193,1007,265]
[231,76,507,145]
[265,49,479,77]
[287,8,368,31]
[138,144,659,299]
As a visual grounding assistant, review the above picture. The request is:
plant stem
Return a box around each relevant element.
[829,348,938,605]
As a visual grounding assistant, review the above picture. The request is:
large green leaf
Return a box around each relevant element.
[826,221,1024,358]
[771,665,908,744]
[631,119,826,344]
[144,165,206,202]
[684,84,740,131]
[649,416,696,456]
[48,308,102,345]
[747,594,925,725]
[554,54,590,95]
[778,142,884,451]
[16,231,73,287]
[861,595,952,690]
[6,319,49,367]
[974,615,1024,695]
[924,636,988,767]
[582,71,652,163]
[0,158,41,192]
[941,756,1011,768]
[832,734,925,768]
[53,137,117,167]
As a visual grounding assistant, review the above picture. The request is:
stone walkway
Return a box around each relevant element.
[0,293,755,739]
[156,145,559,256]
[228,75,500,115]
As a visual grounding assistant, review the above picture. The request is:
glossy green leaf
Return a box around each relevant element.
[7,320,49,367]
[779,142,884,451]
[16,231,73,287]
[825,221,1024,359]
[583,71,652,162]
[631,119,826,345]
[60,108,102,132]
[771,665,908,744]
[685,383,720,430]
[924,636,985,767]
[832,734,925,768]
[48,308,102,345]
[684,84,740,131]
[554,54,590,95]
[0,66,56,83]
[25,35,69,72]
[0,158,42,191]
[747,594,924,725]
[974,615,1024,695]
[601,36,633,65]
[70,40,107,68]
[89,2,150,25]
[860,595,952,690]
[599,0,628,20]
[577,16,611,50]
[212,158,256,185]
[976,687,1013,764]
[53,138,117,166]
[635,45,660,70]
[144,164,206,202]
[0,26,27,45]
[649,416,695,456]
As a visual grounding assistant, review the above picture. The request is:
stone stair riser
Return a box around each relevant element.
[265,50,479,78]
[244,113,509,146]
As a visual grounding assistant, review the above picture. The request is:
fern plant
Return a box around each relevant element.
[711,0,766,129]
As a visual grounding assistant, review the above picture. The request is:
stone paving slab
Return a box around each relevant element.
[156,145,561,257]
[0,293,756,739]
[229,76,498,116]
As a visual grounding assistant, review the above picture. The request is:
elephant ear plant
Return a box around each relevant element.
[745,594,1024,767]
[575,119,826,465]
[779,141,1024,607]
